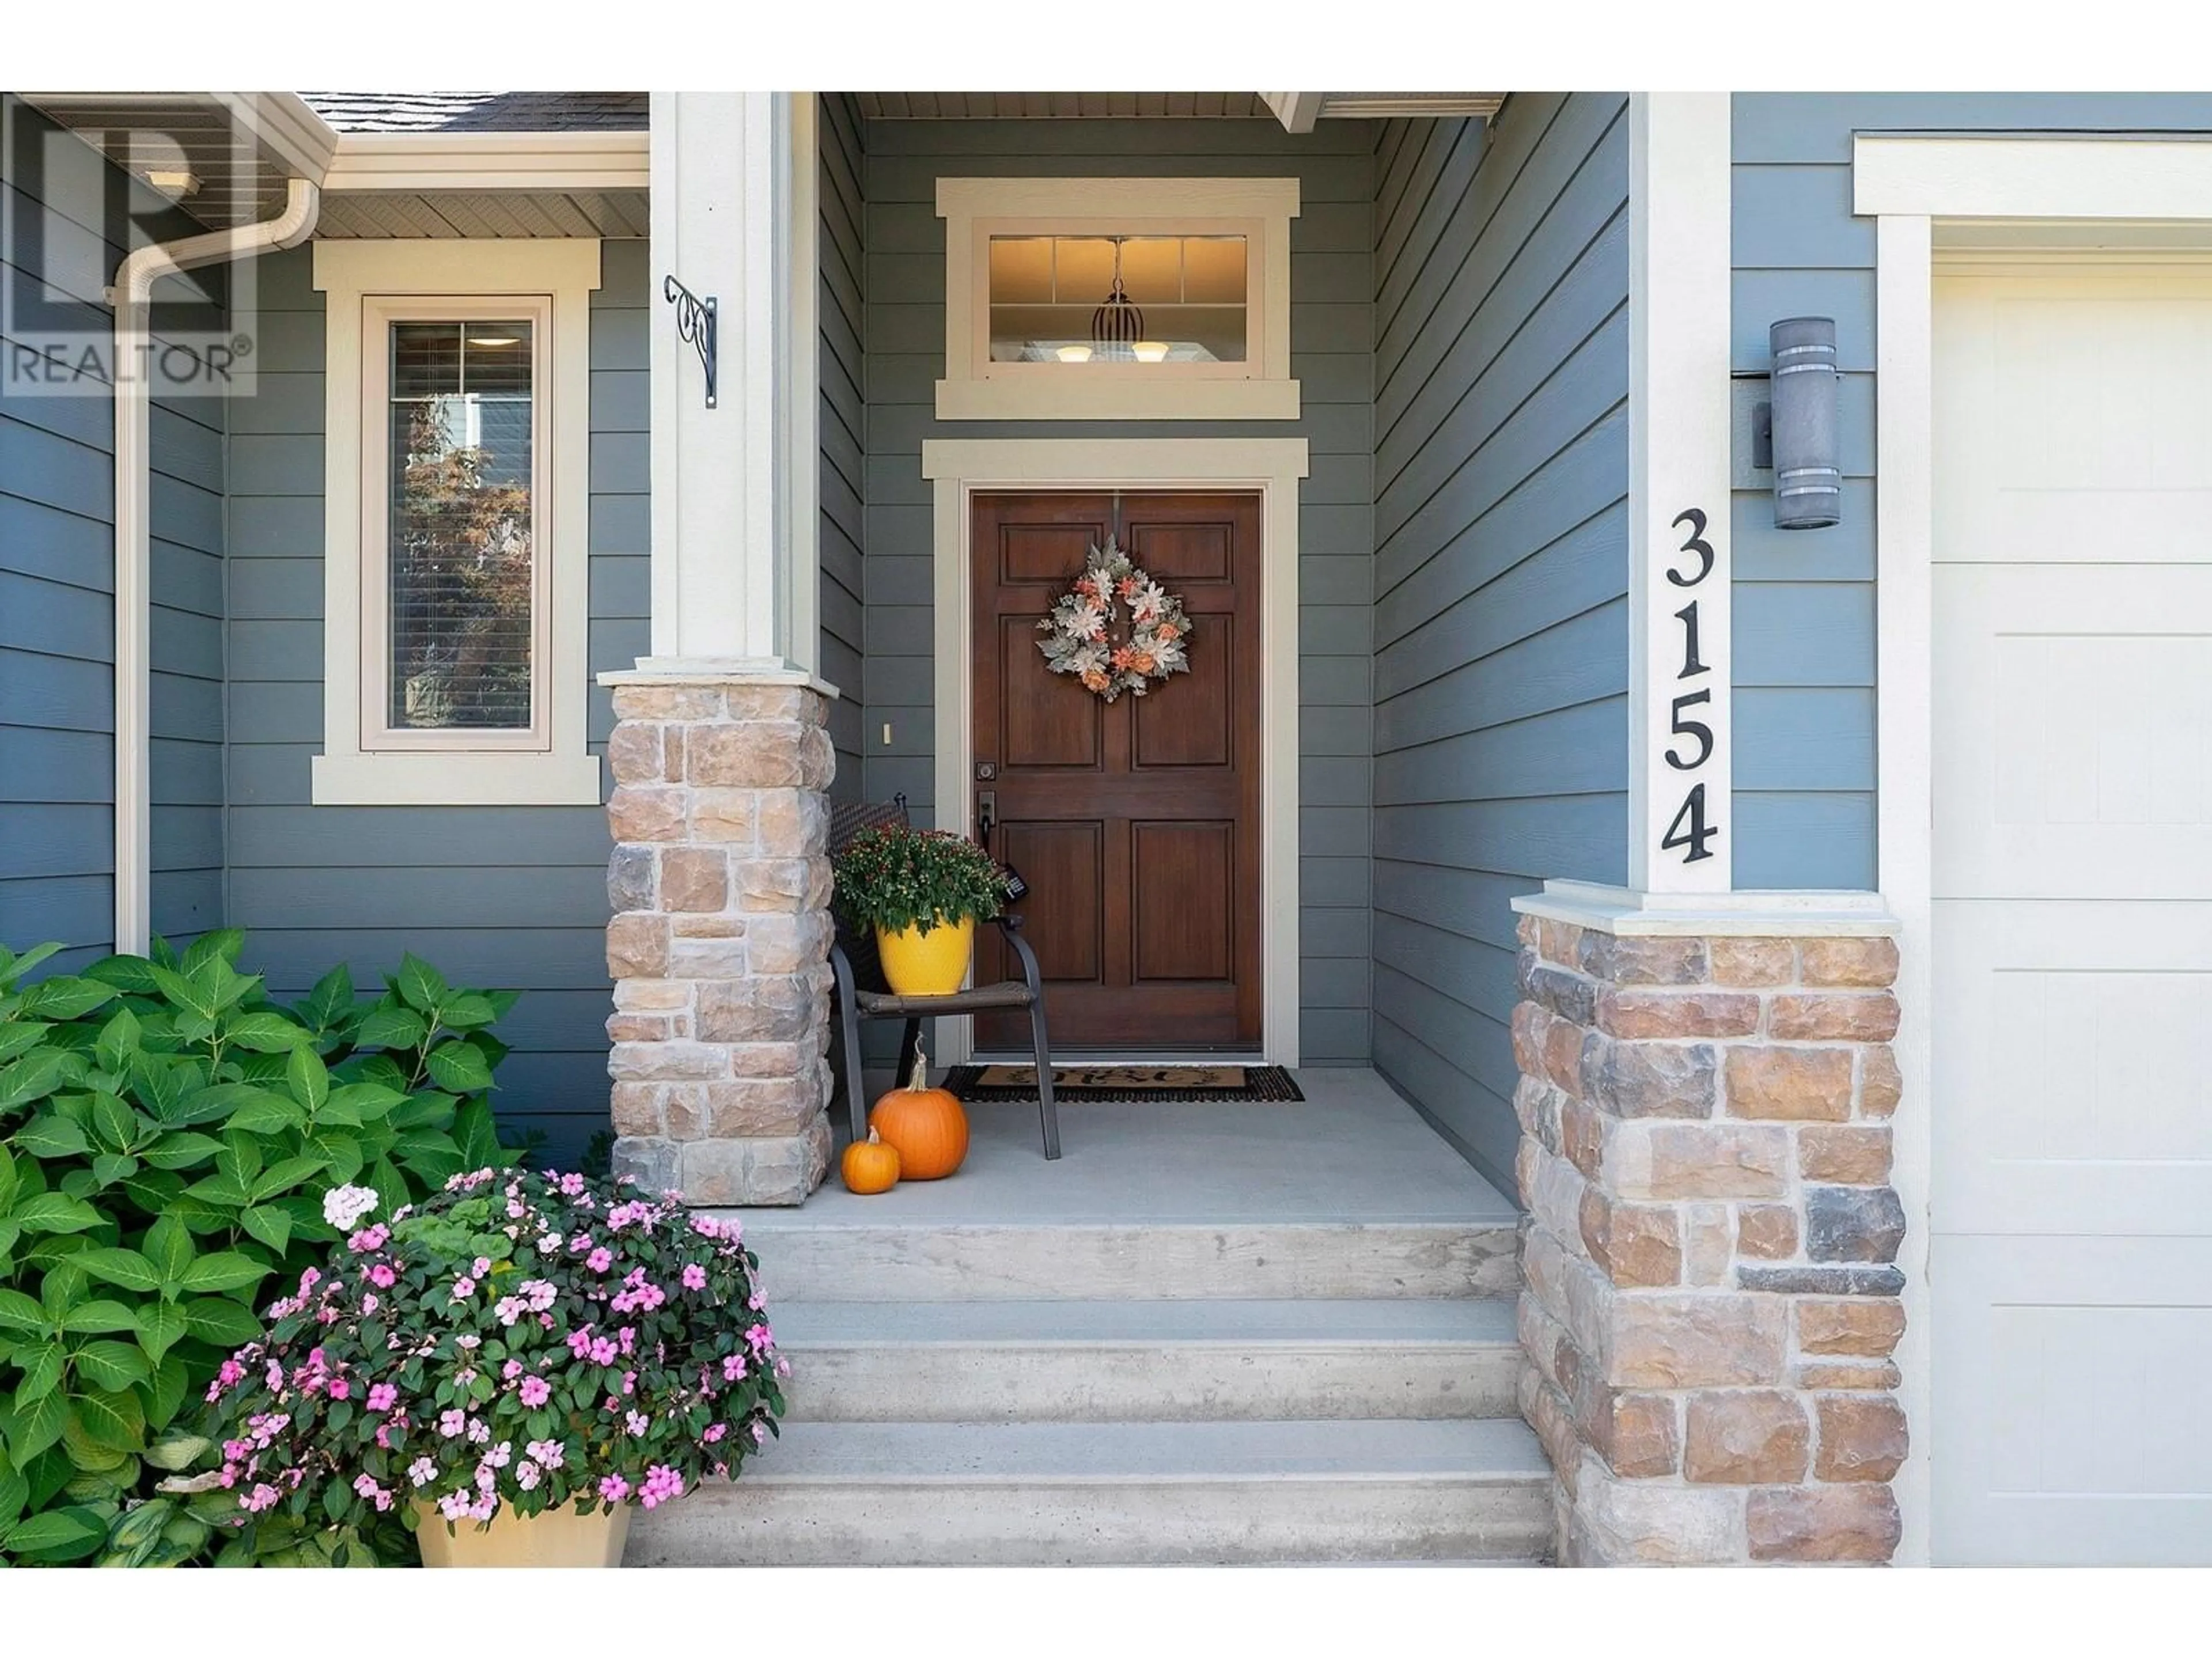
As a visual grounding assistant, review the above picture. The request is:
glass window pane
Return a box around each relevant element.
[988,236,1054,304]
[983,234,1248,365]
[1118,237,1180,306]
[1183,236,1247,304]
[1054,237,1116,302]
[391,321,461,397]
[387,319,535,731]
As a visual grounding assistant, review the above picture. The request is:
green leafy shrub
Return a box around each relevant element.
[831,825,1012,936]
[0,931,521,1566]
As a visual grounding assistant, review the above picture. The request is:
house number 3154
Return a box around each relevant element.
[1660,507,1718,863]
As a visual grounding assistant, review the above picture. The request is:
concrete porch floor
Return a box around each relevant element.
[741,1067,1518,1228]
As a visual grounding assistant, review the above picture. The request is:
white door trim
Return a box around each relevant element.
[919,437,1310,1067]
[1859,133,2212,1569]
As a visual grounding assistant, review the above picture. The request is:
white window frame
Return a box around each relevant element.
[935,177,1300,422]
[312,238,602,806]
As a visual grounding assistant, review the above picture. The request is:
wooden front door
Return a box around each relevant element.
[971,491,1263,1052]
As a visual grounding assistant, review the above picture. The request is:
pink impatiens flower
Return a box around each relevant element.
[367,1382,399,1413]
[680,1264,707,1291]
[518,1376,552,1408]
[598,1474,631,1503]
[586,1248,613,1274]
[437,1408,467,1438]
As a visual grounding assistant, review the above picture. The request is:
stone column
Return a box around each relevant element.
[602,673,835,1206]
[1510,884,1907,1566]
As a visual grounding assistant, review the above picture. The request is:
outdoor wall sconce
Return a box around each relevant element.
[1754,316,1841,530]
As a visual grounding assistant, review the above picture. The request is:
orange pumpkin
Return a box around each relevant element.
[840,1127,902,1195]
[869,1044,969,1180]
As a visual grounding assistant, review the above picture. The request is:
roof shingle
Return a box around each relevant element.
[300,92,647,134]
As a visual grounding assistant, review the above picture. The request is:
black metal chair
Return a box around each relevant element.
[827,797,1060,1160]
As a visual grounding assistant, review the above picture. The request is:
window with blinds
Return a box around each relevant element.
[384,320,537,732]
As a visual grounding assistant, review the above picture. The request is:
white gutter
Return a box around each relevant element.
[108,177,320,954]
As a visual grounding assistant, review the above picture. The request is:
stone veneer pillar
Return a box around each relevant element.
[601,676,836,1206]
[1510,887,1908,1565]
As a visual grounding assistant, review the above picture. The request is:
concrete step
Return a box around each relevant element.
[774,1298,1522,1422]
[737,1219,1520,1301]
[626,1418,1554,1566]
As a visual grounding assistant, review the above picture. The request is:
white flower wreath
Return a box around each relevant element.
[1035,536,1194,703]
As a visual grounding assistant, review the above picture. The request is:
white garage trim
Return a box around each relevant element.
[1861,134,2212,1569]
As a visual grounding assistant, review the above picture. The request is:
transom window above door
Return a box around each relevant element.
[937,177,1300,421]
[987,234,1249,363]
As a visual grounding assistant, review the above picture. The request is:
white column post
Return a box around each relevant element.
[1627,92,1734,893]
[638,90,820,678]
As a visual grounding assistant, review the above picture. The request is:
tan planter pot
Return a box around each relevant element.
[414,1501,631,1567]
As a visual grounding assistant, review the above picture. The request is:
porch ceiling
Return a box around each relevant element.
[18,91,335,229]
[853,93,1274,119]
[851,92,1509,126]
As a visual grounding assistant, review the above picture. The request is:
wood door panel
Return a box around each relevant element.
[1120,514,1233,585]
[994,821,1104,984]
[1133,631,1233,768]
[972,491,1262,1052]
[998,519,1110,585]
[998,616,1101,769]
[1131,821,1235,983]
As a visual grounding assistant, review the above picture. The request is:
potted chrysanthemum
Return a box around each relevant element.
[831,824,1012,996]
[200,1168,787,1567]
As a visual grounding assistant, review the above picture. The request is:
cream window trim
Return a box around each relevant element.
[310,238,603,807]
[934,177,1300,422]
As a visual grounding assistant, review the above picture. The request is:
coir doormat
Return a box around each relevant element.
[942,1064,1304,1103]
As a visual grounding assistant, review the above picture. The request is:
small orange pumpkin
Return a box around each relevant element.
[840,1127,902,1195]
[869,1043,969,1180]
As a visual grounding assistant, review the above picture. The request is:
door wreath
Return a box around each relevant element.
[1035,536,1194,702]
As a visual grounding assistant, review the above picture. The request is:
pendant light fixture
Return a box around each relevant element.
[1091,237,1143,351]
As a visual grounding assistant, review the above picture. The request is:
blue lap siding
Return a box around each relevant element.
[819,93,868,797]
[1368,94,1632,1188]
[856,114,1379,1065]
[1,96,227,970]
[1729,93,2212,889]
[222,237,647,1165]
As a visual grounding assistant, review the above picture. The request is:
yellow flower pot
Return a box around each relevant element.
[414,1501,631,1568]
[875,915,976,995]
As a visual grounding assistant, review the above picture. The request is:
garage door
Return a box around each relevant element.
[1933,266,2212,1565]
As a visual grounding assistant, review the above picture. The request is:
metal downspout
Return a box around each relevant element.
[108,177,319,953]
